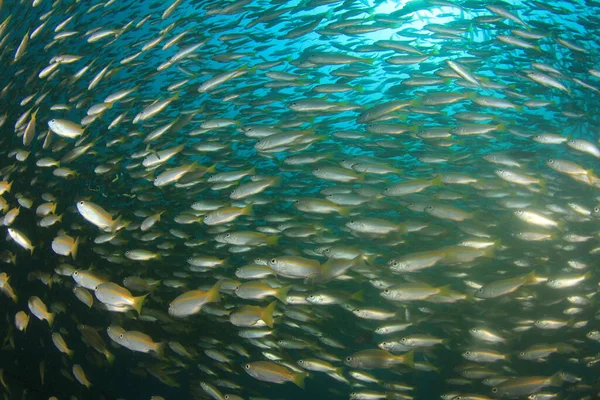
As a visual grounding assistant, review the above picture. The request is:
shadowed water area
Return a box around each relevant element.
[0,0,600,399]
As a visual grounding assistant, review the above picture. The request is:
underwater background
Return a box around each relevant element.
[0,0,599,399]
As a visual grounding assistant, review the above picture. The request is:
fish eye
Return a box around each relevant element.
[225,233,231,238]
[383,289,389,294]
[392,261,398,267]
[492,388,498,393]
[73,271,79,276]
[293,200,299,204]
[244,364,250,369]
[119,333,124,339]
[476,288,483,293]
[548,159,554,164]
[270,258,276,264]
[298,360,305,364]
[594,207,599,212]
[235,268,241,273]
[345,357,352,362]
[464,351,471,355]
[470,328,477,332]
[400,338,407,343]
[519,352,525,356]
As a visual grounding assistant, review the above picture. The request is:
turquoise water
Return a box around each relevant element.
[0,0,599,399]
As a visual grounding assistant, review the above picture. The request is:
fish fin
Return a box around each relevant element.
[155,342,167,358]
[241,203,254,216]
[437,285,453,297]
[351,290,365,302]
[549,371,563,386]
[71,236,79,260]
[110,215,123,233]
[29,245,35,255]
[525,271,537,284]
[463,293,476,303]
[537,177,548,194]
[293,372,307,389]
[496,123,506,131]
[274,285,291,304]
[556,343,573,354]
[67,349,74,359]
[402,349,415,368]
[205,163,217,174]
[261,300,277,328]
[587,170,595,184]
[133,293,148,315]
[207,281,222,304]
[337,206,351,217]
[46,312,55,327]
[430,175,443,187]
[464,91,477,101]
[266,235,280,246]
[105,350,116,364]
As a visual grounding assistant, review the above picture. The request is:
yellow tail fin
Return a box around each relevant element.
[261,300,277,328]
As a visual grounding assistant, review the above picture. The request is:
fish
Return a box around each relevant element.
[244,361,307,388]
[0,1,598,399]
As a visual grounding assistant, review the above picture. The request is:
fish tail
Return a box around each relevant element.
[266,235,280,246]
[110,215,122,233]
[525,271,537,284]
[437,285,453,297]
[242,203,254,216]
[586,170,595,184]
[105,350,116,364]
[133,293,149,315]
[401,349,415,368]
[430,175,443,187]
[351,290,365,302]
[261,300,277,328]
[207,280,222,303]
[274,285,291,304]
[155,341,167,358]
[71,236,79,260]
[293,372,307,389]
[549,371,563,386]
[46,312,55,327]
[337,206,351,217]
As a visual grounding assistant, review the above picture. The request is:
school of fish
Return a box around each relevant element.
[0,0,600,399]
